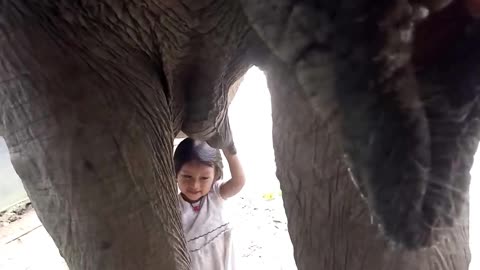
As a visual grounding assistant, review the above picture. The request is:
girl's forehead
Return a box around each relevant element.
[180,161,215,173]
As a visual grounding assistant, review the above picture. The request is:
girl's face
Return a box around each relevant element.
[177,160,216,202]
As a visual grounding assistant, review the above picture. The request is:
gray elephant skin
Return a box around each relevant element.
[0,0,479,269]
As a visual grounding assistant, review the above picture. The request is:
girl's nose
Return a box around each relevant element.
[191,179,200,189]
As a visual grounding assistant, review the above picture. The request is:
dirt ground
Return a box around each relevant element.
[0,206,69,270]
[0,191,296,270]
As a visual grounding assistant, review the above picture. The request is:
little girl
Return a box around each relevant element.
[174,138,246,270]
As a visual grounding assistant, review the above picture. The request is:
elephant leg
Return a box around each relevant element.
[0,9,188,270]
[263,57,470,270]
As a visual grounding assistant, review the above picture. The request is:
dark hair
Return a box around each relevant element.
[173,138,223,180]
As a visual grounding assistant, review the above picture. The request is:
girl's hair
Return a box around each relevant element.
[173,138,223,180]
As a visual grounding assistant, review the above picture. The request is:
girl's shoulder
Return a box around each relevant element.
[210,180,226,202]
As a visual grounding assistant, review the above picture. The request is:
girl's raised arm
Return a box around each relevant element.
[219,149,246,199]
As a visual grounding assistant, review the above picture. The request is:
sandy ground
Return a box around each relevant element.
[229,194,296,269]
[0,208,68,270]
[0,139,28,211]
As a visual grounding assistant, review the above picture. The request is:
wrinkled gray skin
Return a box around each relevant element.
[0,0,478,269]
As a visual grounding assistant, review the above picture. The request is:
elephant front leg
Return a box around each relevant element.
[0,20,188,270]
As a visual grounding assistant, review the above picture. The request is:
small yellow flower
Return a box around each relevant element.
[262,192,275,201]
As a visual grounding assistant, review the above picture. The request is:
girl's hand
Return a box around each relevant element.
[224,142,237,156]
[219,149,246,199]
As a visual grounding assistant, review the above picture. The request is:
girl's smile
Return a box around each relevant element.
[177,160,216,202]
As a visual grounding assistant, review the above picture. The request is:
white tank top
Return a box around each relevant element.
[178,181,236,270]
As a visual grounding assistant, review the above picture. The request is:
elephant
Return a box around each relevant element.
[0,0,479,269]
